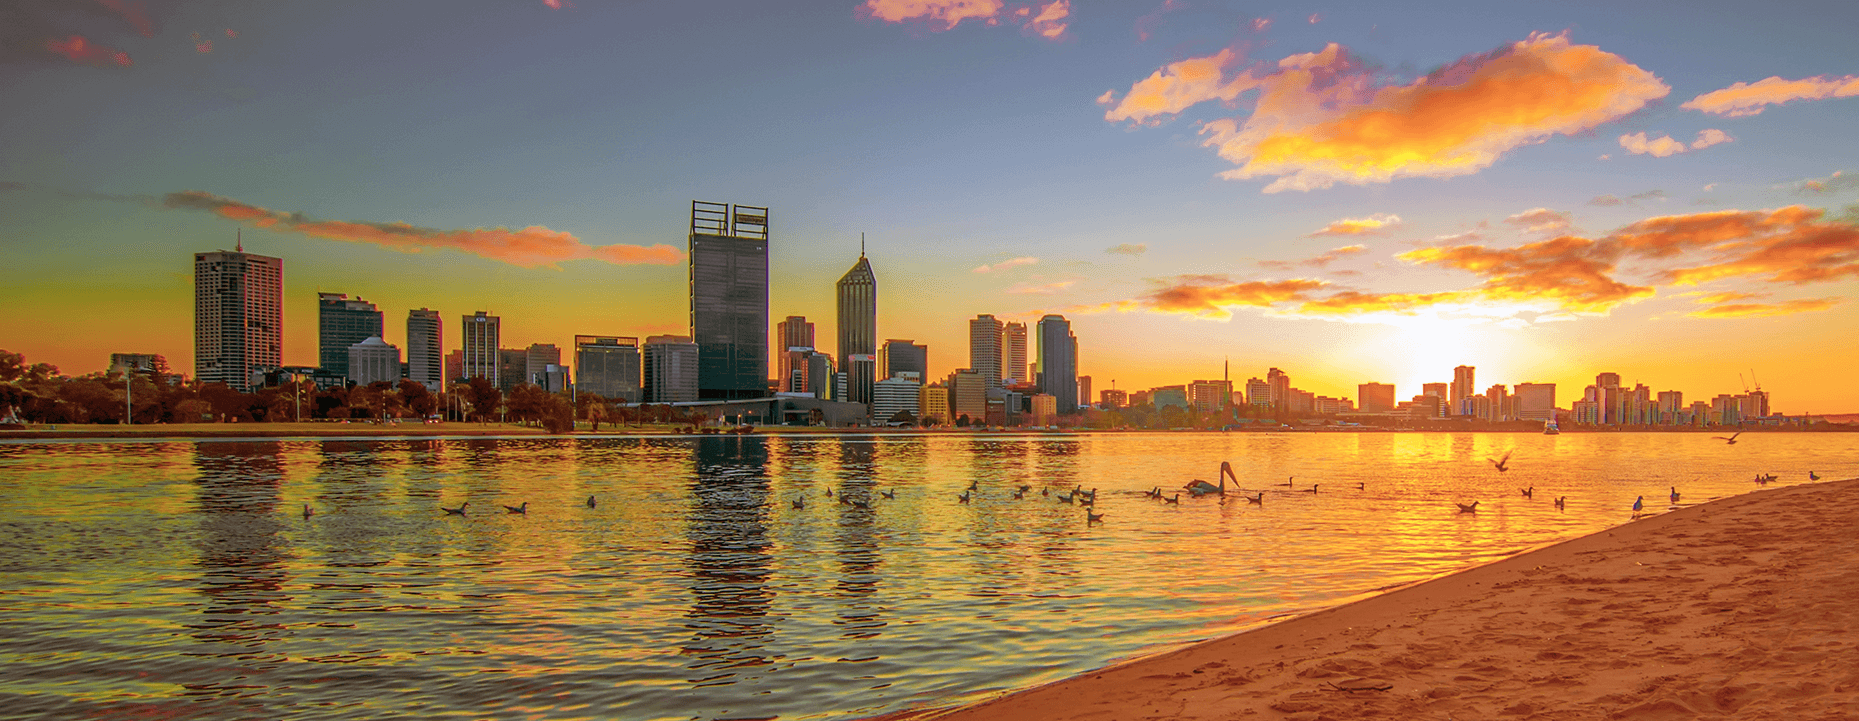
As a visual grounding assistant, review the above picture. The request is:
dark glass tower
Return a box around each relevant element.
[318,292,383,377]
[881,339,926,383]
[689,201,769,400]
[836,249,877,408]
[1037,314,1077,413]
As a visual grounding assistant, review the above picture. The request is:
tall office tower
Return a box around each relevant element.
[1077,375,1092,409]
[1267,368,1290,410]
[407,309,442,392]
[317,293,383,378]
[948,369,987,422]
[525,343,561,387]
[1036,314,1077,413]
[347,337,401,386]
[776,316,814,392]
[805,351,835,399]
[194,246,283,388]
[872,376,921,423]
[689,201,769,400]
[1246,377,1272,407]
[881,339,927,383]
[1188,380,1232,413]
[1451,365,1475,416]
[1001,321,1028,385]
[1514,382,1556,421]
[444,350,464,383]
[497,349,528,393]
[1358,383,1396,412]
[1594,372,1622,424]
[1422,382,1448,399]
[461,311,500,386]
[1485,383,1509,422]
[643,335,700,403]
[1656,390,1684,425]
[837,250,877,408]
[969,314,1004,389]
[576,336,642,402]
[1100,388,1128,408]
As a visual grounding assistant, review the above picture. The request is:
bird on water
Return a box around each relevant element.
[881,489,896,500]
[1282,476,1296,488]
[1246,492,1264,505]
[1302,484,1319,494]
[1554,496,1566,510]
[504,502,527,514]
[1456,501,1479,513]
[791,498,804,510]
[1521,486,1534,499]
[586,495,597,509]
[302,503,313,519]
[958,490,971,504]
[443,502,468,516]
[1163,493,1180,505]
[1086,509,1105,524]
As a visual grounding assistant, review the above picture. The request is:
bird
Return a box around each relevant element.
[1521,486,1534,499]
[1809,471,1820,480]
[1163,493,1180,505]
[1017,484,1032,495]
[443,502,468,516]
[1302,484,1319,494]
[1282,476,1296,488]
[1042,487,1050,496]
[1079,495,1095,507]
[850,499,870,509]
[1012,489,1025,500]
[968,480,979,492]
[586,495,597,509]
[1081,487,1097,500]
[1456,501,1479,513]
[825,488,834,498]
[839,495,852,506]
[1632,496,1644,513]
[1488,450,1513,472]
[1057,492,1075,504]
[1670,486,1680,504]
[302,503,313,519]
[791,498,804,510]
[1086,509,1105,524]
[1246,492,1264,505]
[958,490,971,504]
[1355,482,1366,491]
[504,502,528,514]
[882,489,896,499]
[1712,431,1743,445]
[1554,496,1566,510]
[1185,462,1238,497]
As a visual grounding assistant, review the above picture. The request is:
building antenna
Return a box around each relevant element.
[235,228,242,253]
[860,232,866,257]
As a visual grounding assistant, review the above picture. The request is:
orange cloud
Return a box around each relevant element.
[1399,235,1657,314]
[161,191,681,268]
[1138,277,1330,318]
[1682,75,1859,117]
[1697,291,1767,304]
[1190,33,1668,192]
[1005,280,1075,294]
[1650,207,1859,286]
[1023,0,1069,39]
[1295,290,1470,315]
[45,35,131,67]
[1105,243,1147,255]
[1261,244,1368,270]
[973,256,1039,273]
[1619,129,1732,157]
[1688,297,1841,318]
[1103,49,1257,124]
[1308,213,1400,236]
[859,0,1004,29]
[1506,208,1571,233]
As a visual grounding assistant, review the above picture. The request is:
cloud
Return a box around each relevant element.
[44,35,131,67]
[1689,297,1841,318]
[1005,280,1075,294]
[1506,207,1572,233]
[1792,170,1858,194]
[1697,291,1767,304]
[1619,129,1733,157]
[1133,0,1183,41]
[1589,189,1665,206]
[1023,0,1068,39]
[1308,213,1401,237]
[1308,12,1321,23]
[858,0,1068,39]
[973,256,1039,273]
[1642,206,1859,285]
[1103,48,1257,124]
[1259,244,1369,270]
[1184,32,1669,192]
[1398,236,1656,314]
[1136,277,1331,319]
[160,191,681,268]
[1105,243,1148,255]
[1295,290,1471,315]
[1682,75,1859,117]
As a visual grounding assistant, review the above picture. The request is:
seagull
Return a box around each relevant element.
[958,490,971,504]
[791,498,804,510]
[1057,492,1075,504]
[1809,471,1820,480]
[1670,486,1680,504]
[1554,496,1566,510]
[302,503,313,519]
[1521,487,1534,499]
[1246,492,1264,505]
[882,489,896,499]
[586,495,597,509]
[1456,501,1479,514]
[1086,509,1105,524]
[825,488,834,498]
[1017,484,1033,495]
[1488,450,1513,472]
[1712,431,1743,445]
[1355,482,1366,490]
[1163,493,1180,505]
[443,502,468,516]
[1632,496,1644,513]
[1079,495,1095,507]
[504,502,528,514]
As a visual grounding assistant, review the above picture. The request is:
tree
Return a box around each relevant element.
[505,384,552,426]
[888,409,916,426]
[0,350,24,382]
[956,414,971,427]
[465,377,502,423]
[398,380,439,418]
[586,402,611,432]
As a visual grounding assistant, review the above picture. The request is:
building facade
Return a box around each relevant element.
[407,309,442,392]
[920,383,950,424]
[347,337,401,386]
[836,253,877,408]
[1451,365,1475,416]
[1358,382,1396,413]
[575,336,642,402]
[688,201,769,400]
[948,369,987,423]
[968,314,1003,389]
[1001,321,1028,385]
[1188,379,1231,413]
[873,375,921,424]
[194,248,283,388]
[776,316,814,393]
[318,293,383,378]
[1514,382,1556,421]
[1036,314,1077,413]
[881,339,927,385]
[643,335,699,403]
[524,343,561,387]
[461,311,500,386]
[1099,388,1128,408]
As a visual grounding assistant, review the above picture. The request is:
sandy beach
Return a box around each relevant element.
[878,477,1859,720]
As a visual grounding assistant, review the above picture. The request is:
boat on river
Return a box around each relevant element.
[1544,419,1560,435]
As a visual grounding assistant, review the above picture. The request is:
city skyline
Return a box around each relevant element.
[3,2,1856,412]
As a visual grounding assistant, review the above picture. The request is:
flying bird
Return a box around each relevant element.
[1488,450,1513,472]
[443,502,468,516]
[504,502,528,514]
[1712,431,1743,445]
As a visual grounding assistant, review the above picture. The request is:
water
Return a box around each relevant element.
[0,431,1851,720]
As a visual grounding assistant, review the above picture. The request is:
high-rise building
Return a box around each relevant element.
[461,311,500,386]
[805,351,834,399]
[347,337,400,386]
[1100,388,1128,408]
[444,349,464,384]
[1451,365,1475,416]
[969,314,1004,389]
[1077,375,1093,410]
[407,309,442,392]
[1485,383,1509,422]
[880,339,927,385]
[1036,315,1077,413]
[948,369,987,423]
[1267,368,1290,410]
[643,335,699,403]
[194,246,283,388]
[1001,321,1028,385]
[1188,380,1232,413]
[776,316,814,392]
[1246,378,1272,407]
[1657,390,1684,425]
[688,201,769,400]
[1514,382,1556,421]
[576,336,642,403]
[318,293,383,378]
[837,251,877,408]
[1358,383,1396,412]
[497,349,528,393]
[873,375,921,424]
[524,343,561,387]
[920,383,951,424]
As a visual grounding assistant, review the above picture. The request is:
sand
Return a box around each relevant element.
[878,477,1859,720]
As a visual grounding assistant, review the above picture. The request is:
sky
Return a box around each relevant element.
[2,0,1856,413]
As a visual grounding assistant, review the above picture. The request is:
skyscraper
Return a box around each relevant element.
[575,336,641,402]
[1001,321,1028,385]
[194,245,282,388]
[1515,382,1556,421]
[1077,375,1093,409]
[689,201,769,400]
[1358,382,1396,412]
[318,293,383,378]
[836,250,877,409]
[776,316,814,392]
[461,311,500,385]
[524,344,561,387]
[1451,365,1475,416]
[881,339,927,383]
[643,335,699,403]
[969,314,1003,389]
[1036,314,1077,413]
[1267,368,1290,410]
[407,309,442,392]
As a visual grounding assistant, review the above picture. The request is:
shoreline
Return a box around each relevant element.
[869,477,1859,720]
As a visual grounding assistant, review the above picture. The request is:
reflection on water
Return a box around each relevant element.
[0,432,1852,720]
